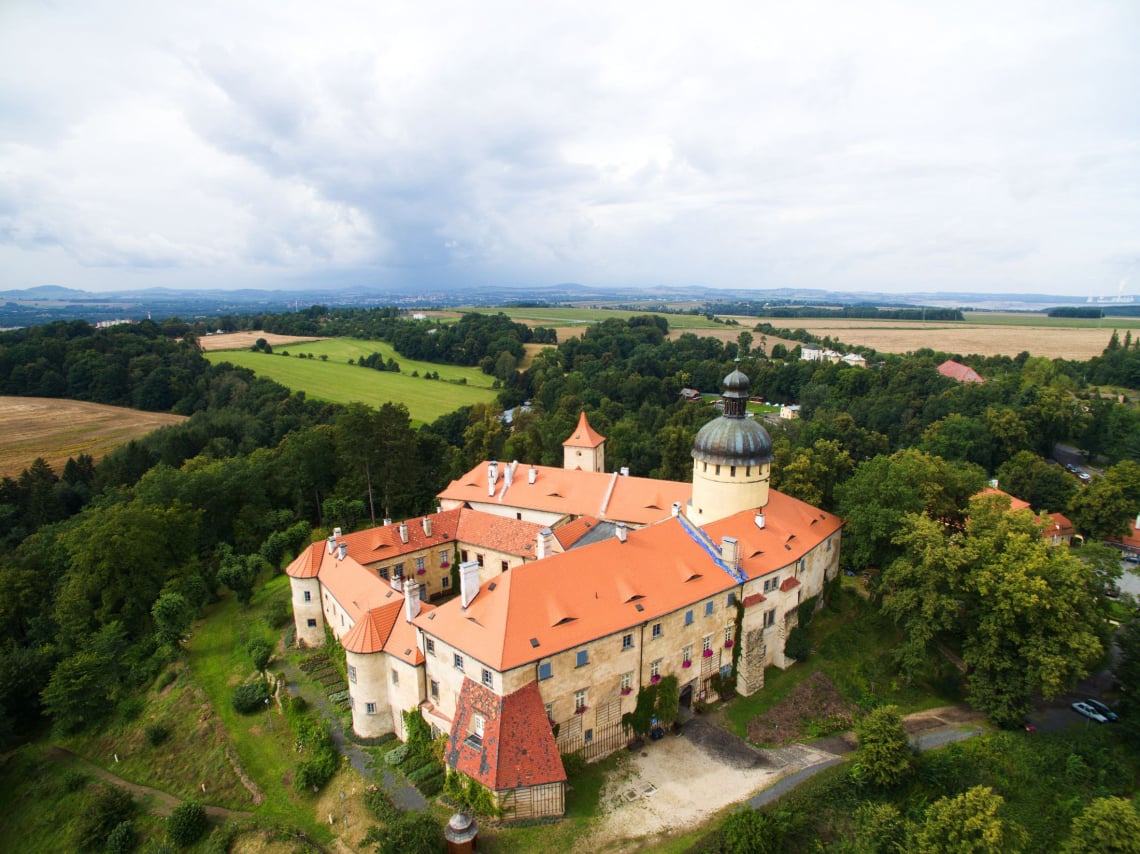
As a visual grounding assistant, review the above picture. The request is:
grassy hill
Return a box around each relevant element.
[203,338,497,424]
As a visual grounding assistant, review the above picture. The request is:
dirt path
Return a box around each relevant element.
[46,746,254,820]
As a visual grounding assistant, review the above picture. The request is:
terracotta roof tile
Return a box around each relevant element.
[285,541,324,579]
[779,577,801,592]
[446,678,565,791]
[439,462,691,526]
[338,509,463,566]
[937,360,985,383]
[384,602,434,665]
[342,602,402,654]
[456,509,543,557]
[743,593,765,608]
[553,516,601,549]
[562,411,605,448]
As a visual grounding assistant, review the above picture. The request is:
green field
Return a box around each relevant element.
[204,338,496,424]
[464,305,731,330]
[960,311,1140,329]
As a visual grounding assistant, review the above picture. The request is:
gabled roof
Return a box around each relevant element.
[562,411,605,448]
[341,508,463,565]
[342,602,403,654]
[978,486,1030,513]
[416,490,842,672]
[446,678,565,791]
[554,515,607,549]
[438,462,691,527]
[937,360,985,383]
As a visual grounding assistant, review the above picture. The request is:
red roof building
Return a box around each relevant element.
[937,360,985,383]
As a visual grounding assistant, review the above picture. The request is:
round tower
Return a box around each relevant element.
[688,366,773,525]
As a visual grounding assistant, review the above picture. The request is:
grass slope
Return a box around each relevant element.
[204,339,496,424]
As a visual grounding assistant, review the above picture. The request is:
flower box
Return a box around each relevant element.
[620,688,632,695]
[651,675,660,684]
[724,640,734,648]
[575,706,587,715]
[416,569,426,575]
[703,649,714,658]
[682,660,692,668]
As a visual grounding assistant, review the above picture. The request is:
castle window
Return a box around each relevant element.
[725,625,734,644]
[454,654,464,671]
[306,618,317,627]
[650,659,661,679]
[366,702,377,715]
[763,609,776,629]
[482,668,492,687]
[684,609,694,626]
[703,635,713,654]
[715,464,721,475]
[303,590,311,602]
[476,554,484,567]
[545,702,554,721]
[379,567,389,580]
[621,672,632,692]
[440,550,450,567]
[682,645,692,664]
[391,669,399,685]
[425,638,435,656]
[727,592,736,608]
[468,714,485,747]
[705,601,714,617]
[538,662,552,680]
[574,689,588,712]
[622,633,633,650]
[652,623,662,639]
[348,665,357,683]
[576,649,589,667]
[441,576,450,588]
[415,557,425,572]
[461,550,469,563]
[501,560,509,572]
[585,728,593,744]
[730,466,736,476]
[430,680,439,699]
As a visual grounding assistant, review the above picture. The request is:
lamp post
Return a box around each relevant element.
[265,697,273,732]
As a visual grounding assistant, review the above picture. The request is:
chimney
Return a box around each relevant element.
[537,527,555,559]
[399,522,409,544]
[671,502,682,517]
[1135,513,1140,531]
[755,512,766,530]
[459,560,481,609]
[383,517,392,526]
[333,527,342,538]
[988,478,998,489]
[616,522,627,544]
[337,541,348,561]
[404,580,421,621]
[620,466,630,477]
[504,464,513,488]
[326,535,336,555]
[422,516,432,537]
[528,466,537,485]
[722,536,738,566]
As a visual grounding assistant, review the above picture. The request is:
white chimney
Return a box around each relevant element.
[528,466,537,485]
[404,580,421,621]
[722,536,738,566]
[537,528,555,559]
[326,535,336,555]
[399,522,409,544]
[616,522,627,544]
[459,560,481,609]
[1135,513,1140,530]
[383,517,392,526]
[422,516,432,537]
[755,512,766,530]
[620,466,630,477]
[333,527,342,539]
[337,541,348,561]
[988,478,998,489]
[671,502,682,517]
[504,464,513,488]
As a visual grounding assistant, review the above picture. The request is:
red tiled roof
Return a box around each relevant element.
[342,602,402,654]
[385,602,433,665]
[417,490,842,671]
[456,510,543,557]
[937,360,984,383]
[978,487,1030,512]
[780,577,801,592]
[742,593,765,608]
[563,411,605,448]
[438,462,691,526]
[446,679,565,791]
[340,509,463,566]
[554,516,600,549]
[285,541,325,579]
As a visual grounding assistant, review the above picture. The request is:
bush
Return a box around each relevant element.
[105,820,137,854]
[62,768,88,792]
[295,750,339,792]
[364,787,399,823]
[785,626,810,662]
[408,762,441,783]
[246,637,272,672]
[384,744,410,766]
[417,773,445,797]
[231,681,270,714]
[145,723,169,747]
[75,784,134,850]
[168,801,208,846]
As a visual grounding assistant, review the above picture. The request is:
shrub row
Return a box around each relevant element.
[384,744,409,766]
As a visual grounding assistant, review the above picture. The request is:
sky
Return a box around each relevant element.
[1,1,1138,297]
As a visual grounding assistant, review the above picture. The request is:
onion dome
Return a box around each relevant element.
[692,366,773,467]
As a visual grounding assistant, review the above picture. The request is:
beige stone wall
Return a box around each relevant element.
[421,634,493,722]
[321,588,355,640]
[291,577,325,647]
[450,498,567,528]
[564,443,604,473]
[366,543,456,601]
[346,649,394,737]
[386,657,427,741]
[688,459,771,525]
[455,544,530,587]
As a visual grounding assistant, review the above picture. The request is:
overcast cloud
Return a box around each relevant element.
[1,0,1138,296]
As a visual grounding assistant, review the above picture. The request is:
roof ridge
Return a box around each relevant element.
[676,513,747,582]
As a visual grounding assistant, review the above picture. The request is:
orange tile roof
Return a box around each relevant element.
[342,602,402,654]
[438,462,691,526]
[446,678,565,790]
[455,510,543,557]
[416,490,842,671]
[385,602,433,665]
[563,411,605,448]
[338,509,463,565]
[285,541,325,579]
[978,487,1031,512]
[553,516,601,549]
[937,360,985,383]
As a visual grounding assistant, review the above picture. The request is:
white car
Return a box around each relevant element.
[1071,701,1109,723]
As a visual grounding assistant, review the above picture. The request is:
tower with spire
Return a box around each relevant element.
[562,411,606,472]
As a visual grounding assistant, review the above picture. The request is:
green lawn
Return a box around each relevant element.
[204,339,496,424]
[960,311,1140,329]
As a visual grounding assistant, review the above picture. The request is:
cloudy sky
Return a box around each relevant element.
[1,1,1138,296]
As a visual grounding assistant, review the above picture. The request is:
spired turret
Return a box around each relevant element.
[688,366,773,525]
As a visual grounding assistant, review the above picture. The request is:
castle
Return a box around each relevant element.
[286,367,843,819]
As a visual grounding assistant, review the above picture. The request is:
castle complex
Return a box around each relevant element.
[287,368,843,819]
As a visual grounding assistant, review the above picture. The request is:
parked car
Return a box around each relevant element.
[1083,698,1119,722]
[1078,472,1091,482]
[1072,701,1109,723]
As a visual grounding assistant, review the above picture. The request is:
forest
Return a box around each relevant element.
[2,308,1140,851]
